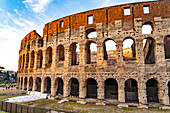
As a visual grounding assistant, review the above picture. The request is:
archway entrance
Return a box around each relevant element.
[21,77,23,89]
[105,78,118,100]
[44,77,51,93]
[35,77,41,92]
[168,81,170,104]
[56,78,63,95]
[86,78,97,98]
[125,79,138,103]
[70,78,79,97]
[29,77,33,91]
[24,77,27,90]
[146,79,159,103]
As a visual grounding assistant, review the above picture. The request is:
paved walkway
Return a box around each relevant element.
[4,91,48,102]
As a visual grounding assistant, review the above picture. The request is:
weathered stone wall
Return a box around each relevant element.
[17,0,170,108]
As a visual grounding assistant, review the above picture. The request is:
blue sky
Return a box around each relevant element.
[0,0,155,71]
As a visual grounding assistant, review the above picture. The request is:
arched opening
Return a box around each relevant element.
[37,50,43,68]
[21,77,23,89]
[86,28,97,39]
[56,78,63,95]
[29,77,33,91]
[22,54,25,70]
[27,44,30,51]
[35,77,41,92]
[86,78,97,98]
[38,38,43,47]
[105,78,118,100]
[123,38,136,60]
[125,79,138,103]
[164,35,170,59]
[46,47,52,68]
[70,43,79,65]
[146,79,159,103]
[57,45,65,61]
[18,77,20,88]
[30,51,34,68]
[86,41,97,64]
[143,37,155,64]
[142,22,153,34]
[44,77,51,93]
[25,53,29,69]
[103,39,117,65]
[24,77,27,90]
[70,78,79,97]
[168,81,170,103]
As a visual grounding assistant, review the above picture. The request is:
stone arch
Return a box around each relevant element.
[37,50,43,68]
[38,38,43,47]
[69,43,79,65]
[69,78,79,97]
[44,77,51,93]
[143,37,156,64]
[30,51,35,68]
[142,21,154,34]
[24,77,27,90]
[125,79,138,103]
[27,44,30,51]
[55,78,63,95]
[146,79,159,103]
[35,77,41,92]
[103,38,117,62]
[86,78,97,98]
[85,41,97,64]
[29,77,33,91]
[57,45,65,61]
[22,54,25,70]
[164,35,170,59]
[18,77,20,88]
[105,78,118,100]
[46,47,52,68]
[123,37,136,59]
[86,28,97,39]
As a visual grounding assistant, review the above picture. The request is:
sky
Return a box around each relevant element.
[0,0,155,71]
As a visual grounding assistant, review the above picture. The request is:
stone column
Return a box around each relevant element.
[22,77,25,90]
[138,79,148,108]
[78,77,86,103]
[23,55,26,72]
[27,77,29,91]
[159,80,169,105]
[51,80,55,97]
[96,79,105,105]
[52,47,56,67]
[97,44,104,66]
[32,77,35,91]
[34,51,37,72]
[117,78,128,107]
[41,78,45,93]
[42,50,46,69]
[64,46,69,68]
[63,79,69,99]
[28,52,31,73]
[116,40,124,74]
[136,39,145,73]
[20,77,22,89]
[79,44,86,71]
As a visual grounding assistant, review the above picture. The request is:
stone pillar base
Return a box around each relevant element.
[96,102,106,105]
[77,99,86,104]
[117,103,128,108]
[160,106,170,110]
[138,104,148,109]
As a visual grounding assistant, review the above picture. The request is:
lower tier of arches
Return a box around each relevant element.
[17,72,170,106]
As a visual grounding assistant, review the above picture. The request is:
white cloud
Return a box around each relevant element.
[22,0,53,13]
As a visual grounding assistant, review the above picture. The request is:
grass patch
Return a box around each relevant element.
[122,107,134,111]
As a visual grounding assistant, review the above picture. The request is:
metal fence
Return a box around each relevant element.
[0,101,50,113]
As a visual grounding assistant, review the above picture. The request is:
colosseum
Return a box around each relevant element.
[17,0,170,108]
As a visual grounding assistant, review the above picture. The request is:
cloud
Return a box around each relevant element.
[22,0,53,13]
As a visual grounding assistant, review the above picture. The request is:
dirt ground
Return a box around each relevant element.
[18,99,170,113]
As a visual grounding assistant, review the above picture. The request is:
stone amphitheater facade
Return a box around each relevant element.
[17,0,170,108]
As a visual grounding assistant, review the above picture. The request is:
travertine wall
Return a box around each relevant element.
[17,0,170,108]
